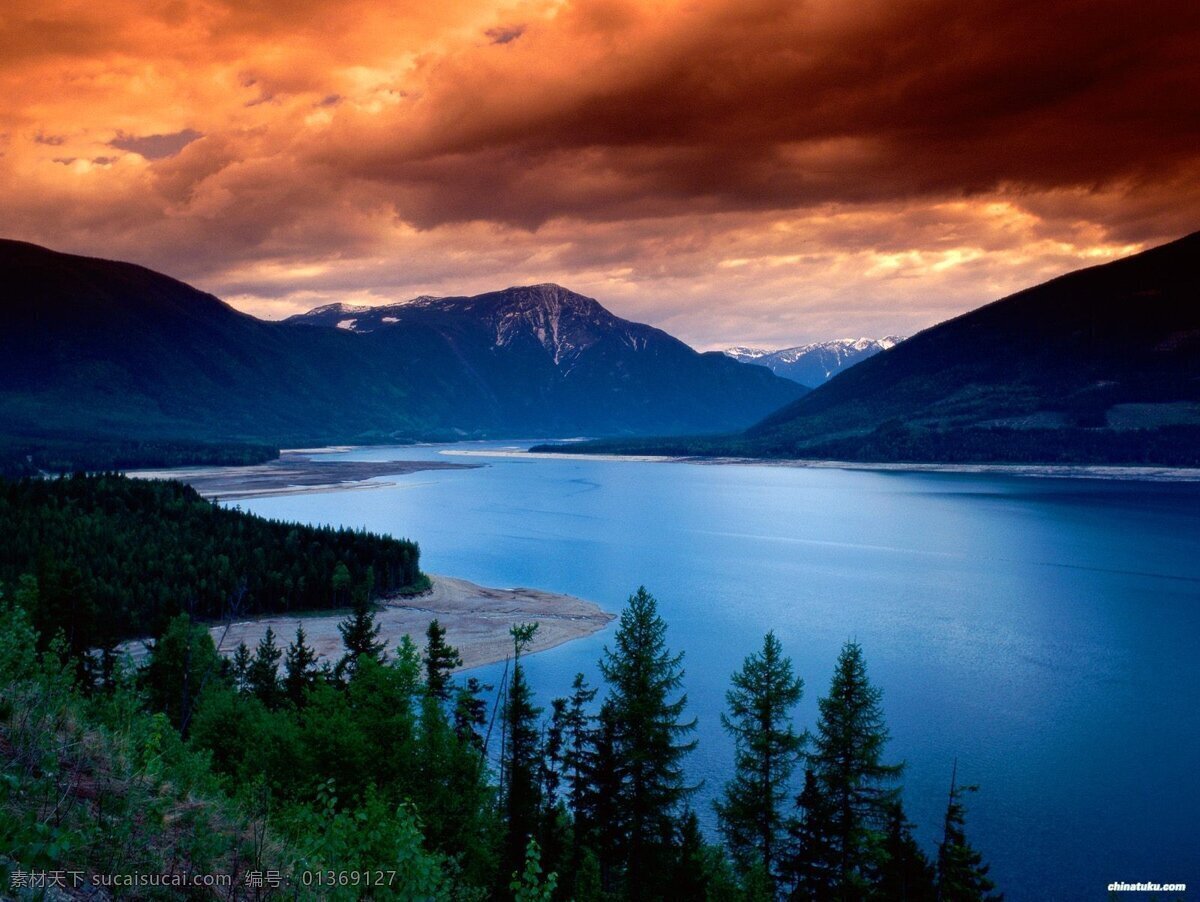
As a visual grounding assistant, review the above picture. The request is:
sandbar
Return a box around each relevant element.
[119,575,615,673]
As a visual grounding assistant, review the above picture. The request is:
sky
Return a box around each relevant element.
[2,0,1198,349]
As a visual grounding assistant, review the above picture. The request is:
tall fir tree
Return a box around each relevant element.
[561,672,598,821]
[803,640,903,899]
[715,630,806,886]
[502,623,544,885]
[246,626,283,707]
[937,766,1002,902]
[599,586,698,899]
[424,618,463,702]
[336,580,386,681]
[283,624,320,706]
[540,697,568,809]
[230,641,252,692]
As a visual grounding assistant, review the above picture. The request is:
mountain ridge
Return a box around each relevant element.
[0,240,805,445]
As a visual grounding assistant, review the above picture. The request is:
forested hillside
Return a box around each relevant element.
[0,474,423,656]
[0,436,278,479]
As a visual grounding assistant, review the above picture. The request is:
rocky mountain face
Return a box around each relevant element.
[0,241,804,445]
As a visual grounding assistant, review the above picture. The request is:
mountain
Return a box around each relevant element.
[0,241,803,445]
[537,232,1200,466]
[724,337,903,386]
[283,282,806,437]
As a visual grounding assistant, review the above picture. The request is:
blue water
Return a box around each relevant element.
[237,443,1200,900]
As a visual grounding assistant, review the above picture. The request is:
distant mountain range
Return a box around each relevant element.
[0,241,804,446]
[536,231,1200,466]
[723,337,903,387]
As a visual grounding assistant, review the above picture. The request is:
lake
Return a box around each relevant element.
[236,442,1200,900]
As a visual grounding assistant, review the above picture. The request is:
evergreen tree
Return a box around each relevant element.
[937,767,1002,902]
[230,642,252,692]
[540,697,568,808]
[452,676,491,750]
[336,581,386,681]
[424,618,463,702]
[283,624,320,706]
[502,623,544,884]
[247,626,283,707]
[599,586,698,898]
[574,700,623,895]
[878,801,936,901]
[804,640,902,899]
[561,672,598,820]
[786,767,838,900]
[715,630,806,885]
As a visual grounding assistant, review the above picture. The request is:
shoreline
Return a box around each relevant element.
[439,448,1200,482]
[126,450,480,499]
[118,574,615,672]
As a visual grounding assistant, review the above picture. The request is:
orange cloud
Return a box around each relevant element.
[1,0,1197,347]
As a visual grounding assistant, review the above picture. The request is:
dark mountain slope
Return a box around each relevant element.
[539,232,1200,465]
[0,241,802,444]
[751,231,1200,441]
[0,240,454,442]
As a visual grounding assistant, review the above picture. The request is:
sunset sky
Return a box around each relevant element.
[3,0,1198,348]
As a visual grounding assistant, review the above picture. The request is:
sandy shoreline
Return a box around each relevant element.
[118,575,615,672]
[127,450,480,499]
[440,448,1200,482]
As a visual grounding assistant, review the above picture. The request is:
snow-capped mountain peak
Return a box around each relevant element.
[724,336,904,386]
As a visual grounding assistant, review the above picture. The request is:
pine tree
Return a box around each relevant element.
[283,624,320,706]
[878,801,936,901]
[561,672,598,820]
[424,618,462,701]
[937,766,1002,902]
[716,630,806,885]
[502,623,544,884]
[230,641,252,692]
[574,700,623,894]
[804,640,902,898]
[786,767,838,900]
[540,696,568,808]
[452,676,491,750]
[599,586,698,898]
[336,581,386,681]
[247,626,283,707]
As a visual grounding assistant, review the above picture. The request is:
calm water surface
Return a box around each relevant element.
[237,443,1200,900]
